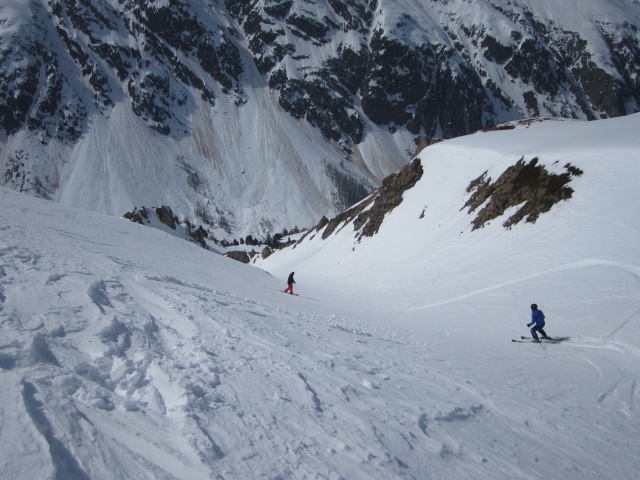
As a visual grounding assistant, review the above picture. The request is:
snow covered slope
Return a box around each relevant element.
[1,113,639,479]
[260,114,640,316]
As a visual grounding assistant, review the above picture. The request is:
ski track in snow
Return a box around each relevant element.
[407,258,640,312]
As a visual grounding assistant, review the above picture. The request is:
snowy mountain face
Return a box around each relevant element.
[1,0,639,238]
[2,114,639,480]
[258,113,640,313]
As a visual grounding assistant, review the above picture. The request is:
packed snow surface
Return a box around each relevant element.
[2,114,640,479]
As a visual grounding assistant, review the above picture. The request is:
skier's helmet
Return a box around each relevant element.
[531,303,538,310]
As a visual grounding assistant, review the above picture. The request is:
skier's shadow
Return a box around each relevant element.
[262,286,319,301]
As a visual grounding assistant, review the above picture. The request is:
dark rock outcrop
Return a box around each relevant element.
[123,206,210,249]
[463,158,584,230]
[224,251,252,264]
[301,157,424,243]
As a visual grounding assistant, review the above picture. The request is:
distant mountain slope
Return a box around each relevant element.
[1,0,639,238]
[258,113,640,312]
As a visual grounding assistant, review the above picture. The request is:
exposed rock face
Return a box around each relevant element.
[154,206,178,231]
[123,205,210,248]
[463,158,584,230]
[302,157,424,242]
[122,207,148,226]
[0,0,241,140]
[229,1,640,143]
[5,1,634,146]
[353,158,424,239]
[224,250,252,264]
[301,148,585,246]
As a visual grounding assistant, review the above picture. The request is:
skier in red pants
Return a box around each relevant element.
[284,272,295,294]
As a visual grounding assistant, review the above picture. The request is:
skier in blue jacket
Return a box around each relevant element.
[528,304,551,342]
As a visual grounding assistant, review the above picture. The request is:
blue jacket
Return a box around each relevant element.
[528,310,545,327]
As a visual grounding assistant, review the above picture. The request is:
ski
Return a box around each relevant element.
[512,336,569,343]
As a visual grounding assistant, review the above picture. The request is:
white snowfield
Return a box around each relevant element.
[2,114,640,479]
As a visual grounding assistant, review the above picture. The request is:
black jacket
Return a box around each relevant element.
[287,273,295,284]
